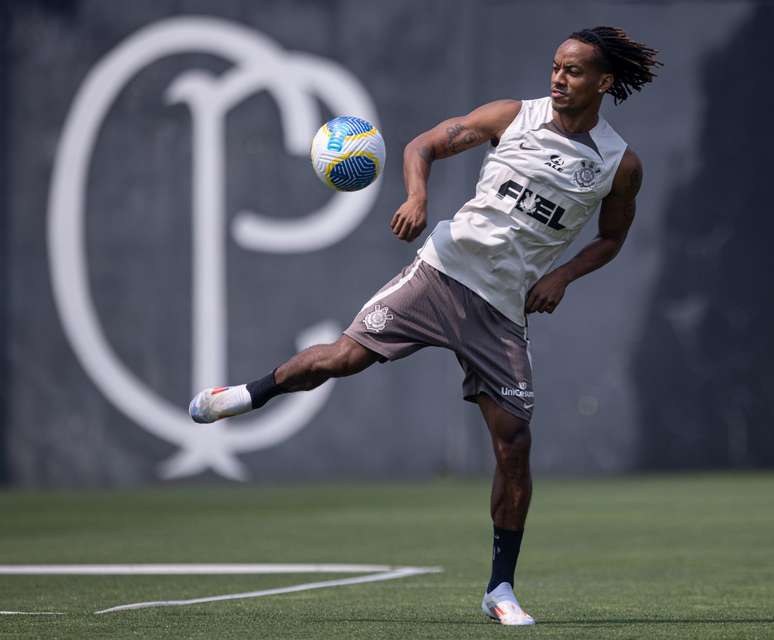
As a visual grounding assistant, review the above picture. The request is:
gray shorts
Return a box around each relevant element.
[344,258,535,420]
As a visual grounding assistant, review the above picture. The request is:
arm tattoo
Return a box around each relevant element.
[445,123,480,155]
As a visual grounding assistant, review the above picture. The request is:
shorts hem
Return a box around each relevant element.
[343,329,391,363]
[463,390,533,422]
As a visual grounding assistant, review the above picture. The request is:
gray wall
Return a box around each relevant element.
[3,0,770,486]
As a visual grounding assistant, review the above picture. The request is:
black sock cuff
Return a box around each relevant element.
[493,525,524,542]
[487,526,525,593]
[246,370,287,409]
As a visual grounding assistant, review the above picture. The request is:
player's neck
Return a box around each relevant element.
[551,107,600,134]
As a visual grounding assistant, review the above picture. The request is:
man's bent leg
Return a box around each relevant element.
[189,336,379,423]
[477,393,535,625]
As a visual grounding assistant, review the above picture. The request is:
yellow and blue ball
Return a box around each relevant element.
[311,116,385,192]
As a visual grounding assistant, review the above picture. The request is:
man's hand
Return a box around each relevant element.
[525,268,571,314]
[390,196,427,242]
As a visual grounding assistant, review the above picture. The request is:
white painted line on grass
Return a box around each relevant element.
[95,566,443,614]
[0,563,398,575]
[0,611,65,616]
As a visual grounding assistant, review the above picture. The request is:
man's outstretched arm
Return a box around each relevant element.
[525,148,643,314]
[391,100,521,242]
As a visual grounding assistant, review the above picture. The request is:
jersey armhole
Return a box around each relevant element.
[498,97,552,144]
[498,100,530,144]
[599,143,630,199]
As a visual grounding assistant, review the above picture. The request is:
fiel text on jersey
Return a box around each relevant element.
[496,179,566,230]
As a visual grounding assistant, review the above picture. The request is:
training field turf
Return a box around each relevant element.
[1,473,773,639]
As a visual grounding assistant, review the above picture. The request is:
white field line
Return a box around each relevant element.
[0,611,65,616]
[95,566,443,614]
[0,563,400,575]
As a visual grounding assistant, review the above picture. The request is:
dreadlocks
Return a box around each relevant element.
[569,26,662,105]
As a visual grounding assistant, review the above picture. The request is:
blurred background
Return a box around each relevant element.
[2,0,772,487]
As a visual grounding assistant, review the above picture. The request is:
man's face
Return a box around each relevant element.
[551,39,613,113]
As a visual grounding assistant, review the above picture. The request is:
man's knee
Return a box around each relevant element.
[493,427,531,485]
[501,417,531,447]
[495,421,531,460]
[481,395,531,444]
[487,404,532,463]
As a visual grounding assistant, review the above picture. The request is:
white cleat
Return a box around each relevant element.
[481,582,535,626]
[188,386,250,424]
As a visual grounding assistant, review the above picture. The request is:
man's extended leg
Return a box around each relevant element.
[477,393,535,626]
[274,335,379,391]
[189,258,447,424]
[189,335,379,423]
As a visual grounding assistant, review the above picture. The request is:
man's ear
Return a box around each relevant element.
[599,73,614,94]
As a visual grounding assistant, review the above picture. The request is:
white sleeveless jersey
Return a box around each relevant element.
[418,96,628,328]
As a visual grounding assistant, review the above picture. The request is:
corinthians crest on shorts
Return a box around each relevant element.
[363,304,394,333]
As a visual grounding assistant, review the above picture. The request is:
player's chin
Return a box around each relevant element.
[551,90,568,103]
[551,95,573,111]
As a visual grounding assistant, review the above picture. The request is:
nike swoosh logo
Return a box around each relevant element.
[519,142,540,151]
[523,403,534,410]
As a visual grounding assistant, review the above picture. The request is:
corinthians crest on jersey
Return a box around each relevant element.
[572,160,602,190]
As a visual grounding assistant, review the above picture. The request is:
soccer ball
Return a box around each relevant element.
[311,116,385,191]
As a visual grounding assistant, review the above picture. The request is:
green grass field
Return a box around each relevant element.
[1,473,773,639]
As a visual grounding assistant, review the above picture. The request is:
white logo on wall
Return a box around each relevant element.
[47,17,381,481]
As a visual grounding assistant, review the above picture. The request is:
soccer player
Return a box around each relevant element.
[190,26,660,625]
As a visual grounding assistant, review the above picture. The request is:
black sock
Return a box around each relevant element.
[246,370,287,409]
[487,526,524,593]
